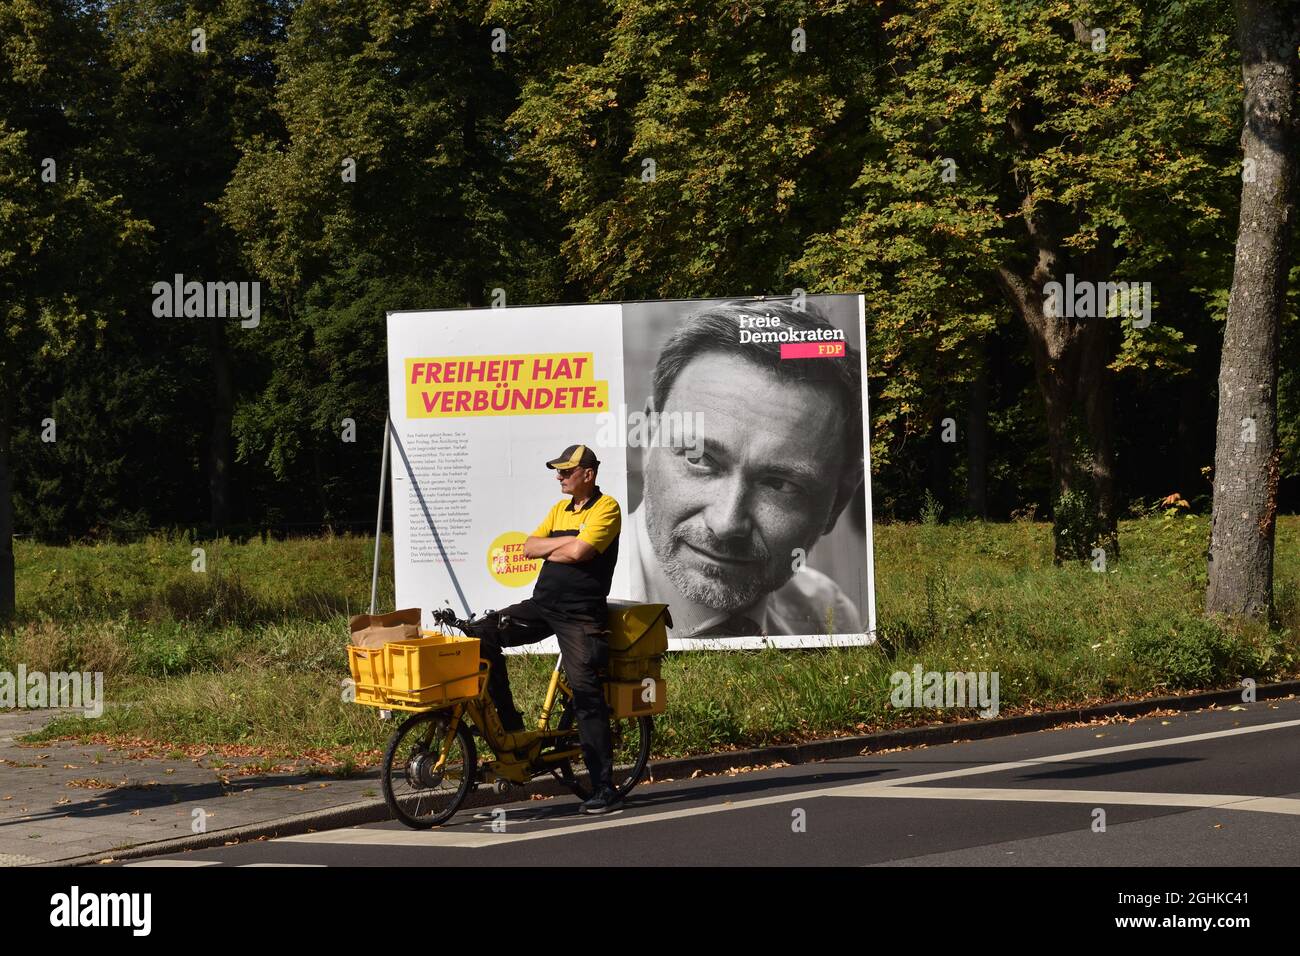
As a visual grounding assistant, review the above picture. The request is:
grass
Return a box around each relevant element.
[3,515,1297,765]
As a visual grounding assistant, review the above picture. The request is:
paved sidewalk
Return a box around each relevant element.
[0,709,384,866]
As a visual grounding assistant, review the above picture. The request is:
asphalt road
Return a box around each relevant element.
[117,698,1300,867]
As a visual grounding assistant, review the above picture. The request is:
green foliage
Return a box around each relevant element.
[920,490,944,526]
[1122,618,1268,691]
[506,0,884,299]
[1053,487,1099,561]
[0,0,1294,552]
[10,518,1299,758]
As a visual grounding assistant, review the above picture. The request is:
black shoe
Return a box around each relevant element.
[579,786,623,815]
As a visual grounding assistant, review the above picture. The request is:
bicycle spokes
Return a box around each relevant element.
[382,713,475,828]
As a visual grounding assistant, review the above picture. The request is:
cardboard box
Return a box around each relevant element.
[349,608,421,649]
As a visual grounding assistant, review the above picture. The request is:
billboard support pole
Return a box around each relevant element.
[369,415,391,615]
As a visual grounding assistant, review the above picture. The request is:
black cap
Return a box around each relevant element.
[545,444,600,470]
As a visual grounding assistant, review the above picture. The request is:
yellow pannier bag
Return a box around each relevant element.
[606,601,671,681]
[605,678,667,717]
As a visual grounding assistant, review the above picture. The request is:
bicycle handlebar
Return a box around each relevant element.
[431,605,504,636]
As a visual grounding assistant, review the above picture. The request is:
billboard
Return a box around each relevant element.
[386,294,875,651]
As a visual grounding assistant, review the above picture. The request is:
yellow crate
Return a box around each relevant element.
[353,681,393,708]
[347,632,481,711]
[352,670,485,712]
[386,672,481,706]
[385,634,480,694]
[347,644,390,690]
[605,678,666,718]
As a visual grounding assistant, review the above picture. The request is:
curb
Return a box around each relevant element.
[49,678,1300,867]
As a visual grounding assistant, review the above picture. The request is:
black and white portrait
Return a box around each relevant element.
[619,295,871,642]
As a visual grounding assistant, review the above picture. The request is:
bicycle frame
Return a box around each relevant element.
[427,653,584,787]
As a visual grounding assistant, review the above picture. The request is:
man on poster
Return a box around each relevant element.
[624,301,864,638]
[474,444,625,814]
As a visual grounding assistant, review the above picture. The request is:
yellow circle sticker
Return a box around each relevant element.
[487,531,542,587]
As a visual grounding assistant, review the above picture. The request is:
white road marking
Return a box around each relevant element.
[285,829,536,848]
[838,717,1300,791]
[124,859,326,867]
[276,716,1300,848]
[827,786,1300,815]
[239,862,327,867]
[124,860,220,867]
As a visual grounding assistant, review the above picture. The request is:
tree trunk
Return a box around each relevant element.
[1206,0,1299,620]
[927,411,954,516]
[996,265,1101,561]
[312,442,331,533]
[208,314,234,531]
[1000,105,1123,563]
[966,341,989,518]
[0,388,14,620]
[1080,314,1119,558]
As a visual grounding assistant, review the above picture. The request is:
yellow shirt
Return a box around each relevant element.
[531,487,622,608]
[532,490,621,553]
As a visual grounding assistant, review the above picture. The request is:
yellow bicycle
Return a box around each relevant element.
[362,605,667,829]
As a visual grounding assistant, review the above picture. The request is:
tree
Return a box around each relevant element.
[0,0,151,616]
[219,0,567,522]
[102,0,289,531]
[506,0,885,301]
[797,0,1240,556]
[1206,0,1300,621]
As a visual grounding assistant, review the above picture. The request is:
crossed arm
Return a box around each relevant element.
[523,535,597,564]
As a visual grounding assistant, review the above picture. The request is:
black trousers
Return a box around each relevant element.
[473,599,614,791]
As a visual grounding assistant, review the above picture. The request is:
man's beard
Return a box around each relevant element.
[644,499,783,613]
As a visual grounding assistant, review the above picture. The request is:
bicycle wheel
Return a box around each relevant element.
[381,711,476,829]
[553,691,653,801]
